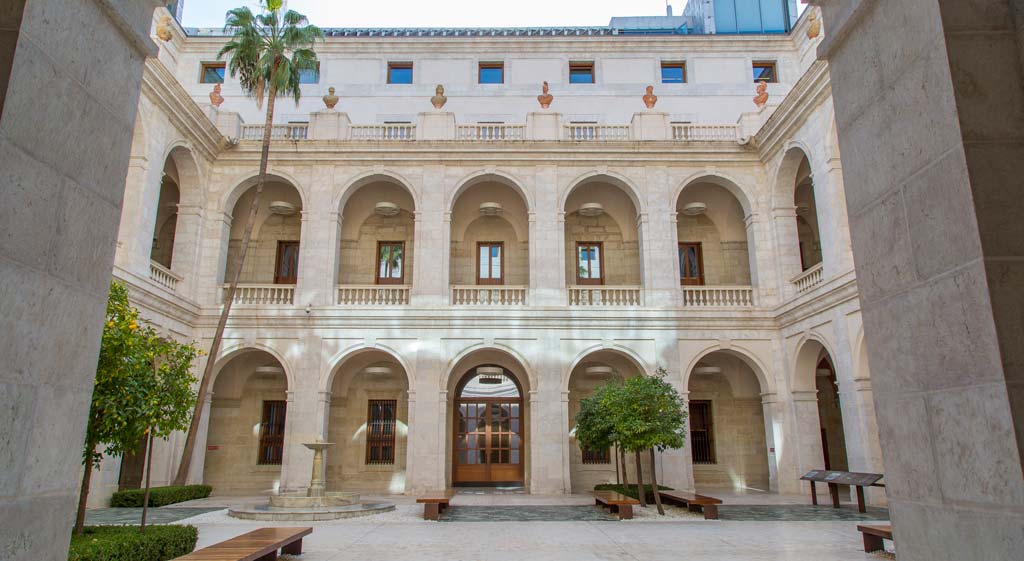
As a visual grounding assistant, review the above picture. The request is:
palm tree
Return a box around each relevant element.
[173,0,321,485]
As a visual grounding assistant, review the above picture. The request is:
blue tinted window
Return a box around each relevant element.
[298,65,319,84]
[201,63,225,84]
[753,62,777,83]
[661,64,685,84]
[388,63,413,84]
[569,63,594,84]
[479,64,504,84]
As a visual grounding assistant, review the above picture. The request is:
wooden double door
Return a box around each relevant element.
[453,399,523,485]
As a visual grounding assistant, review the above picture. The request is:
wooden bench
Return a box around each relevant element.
[857,524,893,553]
[592,490,640,520]
[658,490,723,520]
[173,527,312,561]
[800,470,884,513]
[416,490,456,520]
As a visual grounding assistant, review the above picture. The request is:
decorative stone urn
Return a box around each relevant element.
[643,85,658,109]
[753,81,769,108]
[537,81,553,109]
[807,12,821,39]
[322,87,339,109]
[209,83,224,107]
[430,84,447,109]
[156,15,173,42]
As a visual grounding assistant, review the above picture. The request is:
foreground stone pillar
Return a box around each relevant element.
[811,1,1024,558]
[0,2,162,559]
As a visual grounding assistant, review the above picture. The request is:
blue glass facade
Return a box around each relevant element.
[683,0,796,35]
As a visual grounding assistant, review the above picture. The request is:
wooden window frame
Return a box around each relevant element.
[660,61,687,84]
[689,400,716,465]
[375,241,405,285]
[274,240,300,285]
[476,242,505,286]
[569,61,595,84]
[575,241,604,285]
[752,61,778,83]
[387,62,414,84]
[581,446,611,465]
[199,62,226,84]
[366,399,398,465]
[679,242,705,286]
[257,400,287,466]
[478,61,505,84]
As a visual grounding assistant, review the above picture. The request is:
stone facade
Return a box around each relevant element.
[89,7,888,512]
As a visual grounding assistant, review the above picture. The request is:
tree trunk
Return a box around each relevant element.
[74,450,95,534]
[649,448,665,515]
[140,429,155,532]
[174,64,282,486]
[614,444,620,485]
[634,450,647,508]
[619,445,629,487]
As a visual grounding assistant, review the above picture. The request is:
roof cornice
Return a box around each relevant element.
[141,58,225,162]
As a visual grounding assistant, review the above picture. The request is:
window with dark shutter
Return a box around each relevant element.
[366,399,397,465]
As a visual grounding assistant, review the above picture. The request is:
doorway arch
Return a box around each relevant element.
[452,366,525,486]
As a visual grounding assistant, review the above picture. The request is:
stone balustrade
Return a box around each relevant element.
[568,286,642,306]
[563,123,631,141]
[681,285,755,307]
[791,262,824,294]
[337,285,410,306]
[240,123,309,140]
[149,260,182,292]
[456,123,526,141]
[225,284,295,305]
[350,123,416,141]
[450,285,528,306]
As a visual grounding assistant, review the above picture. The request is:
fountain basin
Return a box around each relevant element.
[228,501,395,521]
[268,491,359,508]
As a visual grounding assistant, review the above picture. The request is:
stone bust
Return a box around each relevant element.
[753,81,769,108]
[322,86,339,109]
[431,84,447,109]
[209,83,224,107]
[643,85,658,109]
[537,81,554,109]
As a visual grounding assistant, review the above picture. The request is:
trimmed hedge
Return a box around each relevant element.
[595,483,673,504]
[68,525,198,561]
[110,485,212,508]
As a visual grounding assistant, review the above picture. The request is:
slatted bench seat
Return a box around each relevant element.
[173,527,312,561]
[857,524,893,553]
[592,490,640,520]
[417,490,456,520]
[658,490,723,520]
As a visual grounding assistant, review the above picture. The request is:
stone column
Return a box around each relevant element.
[811,155,854,277]
[114,154,157,277]
[403,390,417,493]
[195,212,233,305]
[640,166,681,307]
[411,167,448,306]
[745,211,780,306]
[295,208,337,307]
[770,206,801,301]
[558,390,572,492]
[186,391,215,485]
[170,203,204,299]
[529,165,564,306]
[812,1,1024,557]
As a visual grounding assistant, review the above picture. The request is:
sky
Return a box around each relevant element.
[181,0,804,29]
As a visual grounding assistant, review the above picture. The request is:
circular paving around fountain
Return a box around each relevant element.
[228,501,396,521]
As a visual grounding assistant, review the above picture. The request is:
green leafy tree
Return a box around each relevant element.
[74,283,199,534]
[174,0,322,485]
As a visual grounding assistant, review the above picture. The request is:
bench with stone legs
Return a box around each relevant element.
[417,490,456,520]
[593,490,640,520]
[857,524,894,553]
[657,490,723,520]
[173,527,312,561]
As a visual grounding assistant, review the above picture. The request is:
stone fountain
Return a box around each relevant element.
[228,441,394,520]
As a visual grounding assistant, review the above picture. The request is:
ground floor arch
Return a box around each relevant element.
[794,337,851,477]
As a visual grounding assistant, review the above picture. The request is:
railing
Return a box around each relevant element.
[672,123,738,142]
[457,124,526,141]
[791,263,824,294]
[337,285,410,306]
[568,286,642,306]
[240,123,309,140]
[564,124,631,141]
[681,285,755,307]
[450,285,528,306]
[149,261,182,292]
[225,284,295,305]
[350,124,416,141]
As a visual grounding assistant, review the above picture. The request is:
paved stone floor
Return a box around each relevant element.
[442,505,618,522]
[84,506,222,525]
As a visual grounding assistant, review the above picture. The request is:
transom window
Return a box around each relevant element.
[661,62,686,84]
[366,399,397,465]
[753,61,778,83]
[298,62,320,84]
[376,241,405,284]
[257,400,286,465]
[477,242,504,285]
[274,241,300,285]
[679,242,705,285]
[387,62,413,84]
[200,62,226,84]
[690,400,716,464]
[479,62,504,84]
[576,242,603,285]
[569,61,595,84]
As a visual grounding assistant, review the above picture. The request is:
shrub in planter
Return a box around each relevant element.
[68,525,198,561]
[595,483,672,504]
[110,485,212,508]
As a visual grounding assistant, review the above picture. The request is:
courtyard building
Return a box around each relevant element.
[86,1,889,510]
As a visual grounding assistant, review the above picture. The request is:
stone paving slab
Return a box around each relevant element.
[85,507,223,525]
[441,505,618,522]
[717,504,890,521]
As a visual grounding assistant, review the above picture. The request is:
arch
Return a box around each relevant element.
[442,343,536,394]
[219,169,309,214]
[560,170,645,215]
[561,343,652,392]
[448,169,533,213]
[321,343,415,394]
[682,343,775,395]
[771,143,816,210]
[161,142,203,205]
[791,332,839,392]
[335,170,420,213]
[674,171,755,218]
[211,342,297,391]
